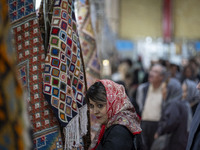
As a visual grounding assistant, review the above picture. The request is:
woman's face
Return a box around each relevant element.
[89,99,108,125]
[185,67,192,78]
[182,83,187,99]
[161,82,167,100]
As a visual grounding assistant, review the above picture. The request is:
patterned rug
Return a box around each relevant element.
[0,1,31,149]
[43,0,88,149]
[76,0,100,87]
[76,0,101,144]
[8,0,64,149]
[8,0,34,22]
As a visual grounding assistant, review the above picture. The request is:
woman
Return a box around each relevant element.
[182,79,200,115]
[153,78,188,150]
[86,79,142,150]
[181,65,198,83]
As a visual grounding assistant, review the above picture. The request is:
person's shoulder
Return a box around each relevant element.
[99,125,135,150]
[195,103,200,113]
[106,124,133,137]
[110,124,129,130]
[138,82,149,89]
[192,103,200,120]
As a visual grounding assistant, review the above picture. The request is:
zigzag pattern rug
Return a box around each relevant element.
[76,1,100,87]
[76,0,101,142]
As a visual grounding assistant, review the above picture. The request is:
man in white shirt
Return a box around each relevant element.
[136,64,166,150]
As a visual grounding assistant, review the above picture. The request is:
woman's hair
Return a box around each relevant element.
[164,77,182,101]
[85,81,107,102]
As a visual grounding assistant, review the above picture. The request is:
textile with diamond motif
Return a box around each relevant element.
[43,0,88,149]
[76,0,100,87]
[9,0,64,149]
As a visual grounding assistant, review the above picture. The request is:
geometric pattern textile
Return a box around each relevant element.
[43,0,86,126]
[0,0,31,149]
[76,2,100,147]
[11,12,64,150]
[8,0,34,23]
[76,1,100,87]
[43,0,87,149]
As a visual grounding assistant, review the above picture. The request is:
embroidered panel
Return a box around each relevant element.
[10,2,64,148]
[76,1,100,87]
[43,0,86,127]
[8,0,34,23]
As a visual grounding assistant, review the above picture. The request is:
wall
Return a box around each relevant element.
[174,0,200,39]
[119,0,162,40]
[119,0,200,40]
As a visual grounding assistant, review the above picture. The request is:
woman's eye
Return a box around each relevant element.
[97,104,103,108]
[90,104,94,109]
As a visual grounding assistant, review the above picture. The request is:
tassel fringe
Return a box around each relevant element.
[80,104,88,136]
[64,104,88,150]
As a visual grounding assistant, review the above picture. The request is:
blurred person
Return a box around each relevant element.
[186,82,200,150]
[136,64,167,150]
[87,80,143,150]
[142,59,161,84]
[124,58,147,116]
[133,56,146,85]
[181,64,198,83]
[159,59,170,71]
[111,58,142,115]
[115,80,140,116]
[128,57,148,100]
[189,58,200,82]
[153,78,188,150]
[182,79,200,115]
[111,58,132,82]
[169,62,181,81]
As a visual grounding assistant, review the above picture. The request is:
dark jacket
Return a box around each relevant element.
[136,82,149,114]
[156,100,188,150]
[96,125,142,150]
[186,103,200,150]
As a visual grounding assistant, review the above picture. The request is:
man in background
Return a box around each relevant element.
[136,64,166,150]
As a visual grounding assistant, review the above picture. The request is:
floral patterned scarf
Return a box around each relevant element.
[90,79,142,149]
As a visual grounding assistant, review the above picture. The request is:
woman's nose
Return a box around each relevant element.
[93,107,99,114]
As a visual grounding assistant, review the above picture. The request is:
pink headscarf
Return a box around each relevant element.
[90,79,142,149]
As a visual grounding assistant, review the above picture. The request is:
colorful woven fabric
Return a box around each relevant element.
[76,1,100,144]
[76,1,100,87]
[8,0,34,23]
[0,1,31,149]
[9,0,64,149]
[43,0,88,149]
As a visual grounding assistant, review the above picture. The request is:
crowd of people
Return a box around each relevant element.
[88,56,200,150]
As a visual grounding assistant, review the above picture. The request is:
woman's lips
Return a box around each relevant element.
[96,116,101,119]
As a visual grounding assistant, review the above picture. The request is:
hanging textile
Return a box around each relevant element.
[163,0,173,43]
[38,0,55,52]
[8,0,64,149]
[76,0,100,88]
[43,0,88,149]
[0,0,31,149]
[76,0,101,142]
